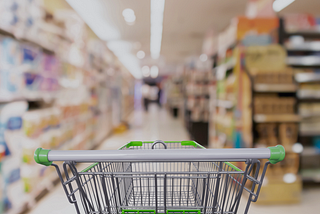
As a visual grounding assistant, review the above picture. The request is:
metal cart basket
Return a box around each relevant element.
[34,140,285,214]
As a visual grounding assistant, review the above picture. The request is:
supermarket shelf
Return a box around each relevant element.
[286,30,320,39]
[214,99,233,109]
[301,146,320,156]
[10,130,112,214]
[287,56,320,66]
[300,113,320,119]
[286,41,320,51]
[254,114,301,123]
[300,169,320,182]
[0,94,56,104]
[214,59,236,80]
[297,90,320,100]
[295,72,320,83]
[299,130,320,137]
[253,83,297,92]
[0,27,55,54]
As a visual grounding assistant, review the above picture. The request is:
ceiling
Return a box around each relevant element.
[280,0,320,15]
[66,0,320,76]
[96,0,247,73]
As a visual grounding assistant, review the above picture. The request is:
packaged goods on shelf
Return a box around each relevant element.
[0,2,135,213]
[0,101,28,211]
[299,103,320,117]
[279,123,298,149]
[254,72,293,84]
[256,123,278,146]
[245,45,287,72]
[254,95,296,115]
[283,14,320,33]
[298,83,320,99]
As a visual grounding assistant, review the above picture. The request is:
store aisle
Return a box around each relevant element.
[29,104,190,214]
[29,104,320,214]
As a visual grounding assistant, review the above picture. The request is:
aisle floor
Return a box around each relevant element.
[29,105,320,214]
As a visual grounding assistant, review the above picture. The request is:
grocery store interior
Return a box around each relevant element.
[1,0,320,214]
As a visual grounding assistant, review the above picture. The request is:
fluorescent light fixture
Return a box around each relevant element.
[66,0,120,40]
[273,0,295,12]
[137,50,145,59]
[200,54,208,62]
[142,66,150,77]
[150,0,165,59]
[122,8,136,24]
[108,41,142,79]
[150,65,159,78]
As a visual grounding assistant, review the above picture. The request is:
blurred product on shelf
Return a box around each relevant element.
[202,14,310,204]
[254,95,296,114]
[281,13,320,183]
[179,59,214,146]
[163,76,183,118]
[0,0,135,213]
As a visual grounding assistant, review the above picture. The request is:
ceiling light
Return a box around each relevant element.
[200,54,208,62]
[66,0,120,40]
[137,50,145,59]
[150,65,159,78]
[122,8,136,24]
[150,0,165,59]
[273,0,295,12]
[142,66,150,77]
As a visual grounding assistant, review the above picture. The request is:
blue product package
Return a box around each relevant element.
[1,38,21,67]
[313,137,320,152]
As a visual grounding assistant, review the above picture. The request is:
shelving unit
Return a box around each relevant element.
[253,83,297,92]
[182,63,215,147]
[253,114,301,123]
[279,16,320,183]
[207,16,304,204]
[0,3,135,214]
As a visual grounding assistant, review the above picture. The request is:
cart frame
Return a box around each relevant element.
[34,141,285,214]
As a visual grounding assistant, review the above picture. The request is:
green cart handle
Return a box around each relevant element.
[268,145,285,164]
[34,145,285,166]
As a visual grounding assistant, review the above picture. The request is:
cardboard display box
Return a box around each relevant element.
[255,176,301,205]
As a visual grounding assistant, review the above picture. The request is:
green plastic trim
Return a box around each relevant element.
[225,162,242,172]
[122,210,155,214]
[126,141,143,148]
[268,145,286,164]
[167,210,201,214]
[34,148,52,166]
[81,162,99,172]
[181,141,198,148]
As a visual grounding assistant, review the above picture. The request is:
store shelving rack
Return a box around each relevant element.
[278,17,320,182]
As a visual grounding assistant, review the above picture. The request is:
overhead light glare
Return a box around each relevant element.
[66,0,120,40]
[142,66,150,77]
[150,65,159,78]
[150,0,165,59]
[273,0,295,12]
[122,8,136,24]
[200,54,208,62]
[137,50,145,59]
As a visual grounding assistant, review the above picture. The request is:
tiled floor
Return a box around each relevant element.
[29,104,320,214]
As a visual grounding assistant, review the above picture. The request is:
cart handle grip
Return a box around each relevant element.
[34,145,285,166]
[268,145,285,164]
[34,148,52,166]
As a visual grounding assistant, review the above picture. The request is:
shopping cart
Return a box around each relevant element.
[34,140,285,214]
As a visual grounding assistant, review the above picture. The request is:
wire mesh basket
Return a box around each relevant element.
[34,140,285,214]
